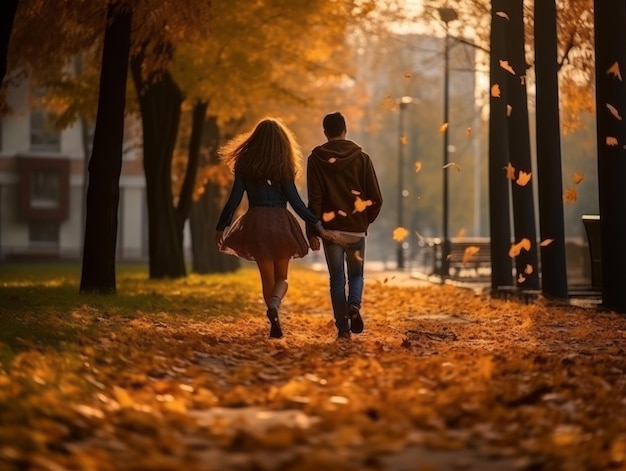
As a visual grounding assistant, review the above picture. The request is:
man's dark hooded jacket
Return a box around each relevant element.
[306,139,382,237]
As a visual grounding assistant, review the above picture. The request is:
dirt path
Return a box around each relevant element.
[1,266,625,470]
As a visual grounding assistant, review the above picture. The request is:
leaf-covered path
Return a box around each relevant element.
[1,263,626,470]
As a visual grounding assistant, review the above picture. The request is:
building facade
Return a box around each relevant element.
[0,79,148,262]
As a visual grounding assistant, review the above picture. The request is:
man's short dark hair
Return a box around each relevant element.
[323,112,346,138]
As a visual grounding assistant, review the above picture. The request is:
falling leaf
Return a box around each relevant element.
[380,94,396,110]
[439,122,449,134]
[328,157,337,163]
[465,127,472,137]
[414,161,423,173]
[606,103,623,120]
[443,162,461,172]
[337,209,348,217]
[524,264,533,275]
[353,196,373,213]
[491,84,501,97]
[507,104,513,116]
[520,75,526,85]
[266,179,272,186]
[322,211,336,222]
[354,250,364,262]
[516,171,531,186]
[563,188,578,204]
[504,162,516,180]
[414,230,426,241]
[393,227,409,242]
[496,11,510,20]
[540,239,554,247]
[462,246,480,264]
[499,60,516,75]
[404,72,413,79]
[400,135,408,145]
[573,172,585,185]
[351,190,361,195]
[509,238,531,257]
[607,61,623,81]
[517,273,526,283]
[607,136,619,146]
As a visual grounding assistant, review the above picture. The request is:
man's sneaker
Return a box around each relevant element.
[266,308,283,339]
[347,304,363,334]
[337,330,351,341]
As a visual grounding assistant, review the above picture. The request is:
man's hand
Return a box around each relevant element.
[309,236,321,251]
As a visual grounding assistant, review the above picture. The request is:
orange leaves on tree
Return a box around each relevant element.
[509,238,531,258]
[393,227,409,242]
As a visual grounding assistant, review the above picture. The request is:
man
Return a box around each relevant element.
[307,112,383,340]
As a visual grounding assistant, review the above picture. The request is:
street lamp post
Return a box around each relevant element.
[438,7,458,280]
[396,96,417,270]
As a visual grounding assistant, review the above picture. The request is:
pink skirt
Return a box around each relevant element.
[220,206,310,262]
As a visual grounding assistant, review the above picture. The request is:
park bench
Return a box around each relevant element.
[429,237,491,279]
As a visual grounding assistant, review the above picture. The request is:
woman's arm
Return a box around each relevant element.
[282,179,319,226]
[215,174,246,231]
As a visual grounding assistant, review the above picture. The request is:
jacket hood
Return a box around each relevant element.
[310,139,363,171]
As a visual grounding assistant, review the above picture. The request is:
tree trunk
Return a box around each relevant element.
[593,0,626,313]
[190,115,240,273]
[506,0,539,289]
[0,0,18,84]
[80,3,132,294]
[534,0,568,299]
[130,46,185,279]
[488,0,513,290]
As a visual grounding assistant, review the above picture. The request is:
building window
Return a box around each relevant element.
[30,168,61,209]
[30,108,61,152]
[28,220,59,247]
[17,157,70,220]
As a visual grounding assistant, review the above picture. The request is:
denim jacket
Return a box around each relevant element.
[216,173,319,231]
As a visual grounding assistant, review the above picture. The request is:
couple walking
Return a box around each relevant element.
[215,112,383,340]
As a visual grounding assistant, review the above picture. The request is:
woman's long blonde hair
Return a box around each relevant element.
[219,118,303,183]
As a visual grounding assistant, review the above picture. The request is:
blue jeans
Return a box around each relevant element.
[322,237,365,332]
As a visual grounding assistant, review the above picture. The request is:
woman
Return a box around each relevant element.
[215,118,331,339]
